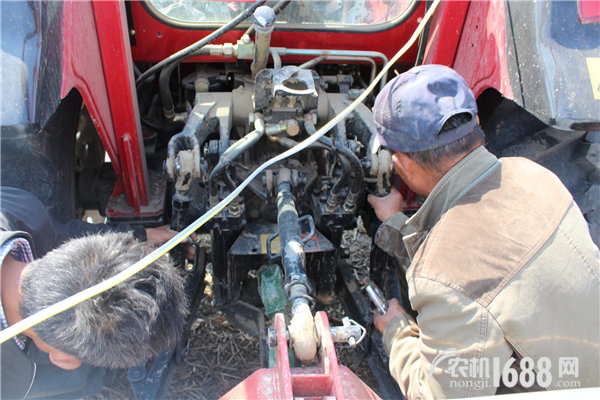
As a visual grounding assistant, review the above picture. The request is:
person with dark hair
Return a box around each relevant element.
[1,187,192,399]
[368,65,599,398]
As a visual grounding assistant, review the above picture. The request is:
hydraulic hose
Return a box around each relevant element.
[0,0,441,345]
[209,118,266,203]
[305,119,363,211]
[136,0,268,87]
[275,136,330,152]
[311,130,352,199]
[160,48,213,119]
[275,172,316,360]
[160,61,180,119]
[330,151,352,197]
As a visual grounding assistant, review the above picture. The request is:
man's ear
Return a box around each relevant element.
[391,152,415,180]
[49,350,83,370]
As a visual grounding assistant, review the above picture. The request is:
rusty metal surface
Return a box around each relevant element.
[105,170,166,225]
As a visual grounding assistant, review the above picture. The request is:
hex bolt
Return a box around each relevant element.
[286,96,297,108]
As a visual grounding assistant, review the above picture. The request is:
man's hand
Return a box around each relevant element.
[367,186,404,223]
[145,225,197,259]
[374,298,405,334]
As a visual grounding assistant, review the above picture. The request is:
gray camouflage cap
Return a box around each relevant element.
[373,65,477,153]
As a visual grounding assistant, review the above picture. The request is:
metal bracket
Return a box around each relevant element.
[266,215,315,260]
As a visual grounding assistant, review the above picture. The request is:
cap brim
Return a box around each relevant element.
[371,135,382,154]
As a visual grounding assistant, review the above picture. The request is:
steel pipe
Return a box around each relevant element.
[272,48,388,91]
[299,55,377,90]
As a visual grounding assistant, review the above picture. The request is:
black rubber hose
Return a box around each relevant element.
[136,0,268,87]
[244,0,292,38]
[221,169,237,193]
[276,180,307,284]
[209,121,265,198]
[159,48,213,119]
[160,61,180,119]
[304,120,352,196]
[339,144,363,195]
[331,150,352,196]
[306,119,363,196]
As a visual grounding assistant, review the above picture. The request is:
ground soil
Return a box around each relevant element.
[85,220,383,399]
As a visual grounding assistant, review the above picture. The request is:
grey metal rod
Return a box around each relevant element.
[299,55,377,90]
[272,48,388,90]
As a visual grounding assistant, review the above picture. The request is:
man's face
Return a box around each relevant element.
[24,329,82,370]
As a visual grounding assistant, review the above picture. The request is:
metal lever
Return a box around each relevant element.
[364,278,388,314]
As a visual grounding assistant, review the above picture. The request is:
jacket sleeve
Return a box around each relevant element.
[1,186,145,257]
[384,277,513,399]
[51,217,147,249]
[374,212,415,270]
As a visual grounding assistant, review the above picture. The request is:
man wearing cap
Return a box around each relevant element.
[368,64,599,398]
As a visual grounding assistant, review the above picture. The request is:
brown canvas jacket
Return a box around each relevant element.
[375,146,600,399]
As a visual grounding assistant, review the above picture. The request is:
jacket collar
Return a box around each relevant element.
[403,147,499,257]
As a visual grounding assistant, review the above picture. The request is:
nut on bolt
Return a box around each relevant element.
[286,119,300,136]
[286,96,297,108]
[223,43,234,57]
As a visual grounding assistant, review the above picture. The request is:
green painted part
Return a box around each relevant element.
[268,347,298,369]
[258,264,287,320]
[289,348,297,368]
[268,348,276,369]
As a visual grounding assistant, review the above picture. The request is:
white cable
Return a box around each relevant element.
[0,0,440,344]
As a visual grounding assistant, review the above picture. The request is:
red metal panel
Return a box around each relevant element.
[578,0,600,24]
[275,314,295,400]
[60,0,121,175]
[422,0,470,67]
[122,137,141,213]
[452,0,513,100]
[92,0,149,208]
[128,1,425,65]
[221,313,381,399]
